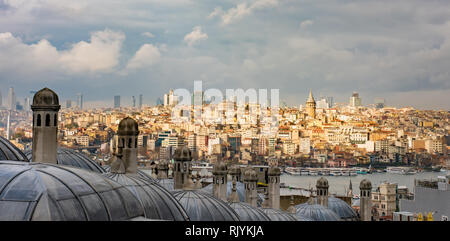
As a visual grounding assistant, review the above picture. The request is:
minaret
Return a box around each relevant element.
[229,165,241,182]
[347,179,353,197]
[306,89,316,118]
[267,166,281,209]
[31,88,61,164]
[316,177,329,207]
[360,179,372,221]
[173,146,192,190]
[244,167,258,207]
[110,117,139,174]
[157,160,169,179]
[212,159,228,201]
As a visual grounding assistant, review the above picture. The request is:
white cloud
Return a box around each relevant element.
[184,26,208,46]
[210,0,279,25]
[142,32,155,38]
[299,19,314,29]
[126,44,161,70]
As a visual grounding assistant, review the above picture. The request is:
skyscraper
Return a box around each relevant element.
[349,92,362,107]
[0,90,2,107]
[132,96,136,108]
[139,94,143,109]
[66,100,72,108]
[114,95,121,108]
[7,87,16,111]
[77,93,83,109]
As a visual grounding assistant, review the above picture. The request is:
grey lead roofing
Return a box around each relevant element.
[200,181,265,206]
[0,160,145,221]
[227,202,270,221]
[311,196,358,220]
[294,203,341,221]
[172,190,240,221]
[25,148,105,173]
[105,173,189,221]
[258,207,300,221]
[0,136,28,162]
[102,165,158,183]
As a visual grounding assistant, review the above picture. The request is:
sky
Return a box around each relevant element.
[0,0,449,110]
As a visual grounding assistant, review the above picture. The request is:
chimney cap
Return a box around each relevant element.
[117,117,139,136]
[316,177,329,188]
[31,87,60,110]
[360,179,372,190]
[174,146,192,162]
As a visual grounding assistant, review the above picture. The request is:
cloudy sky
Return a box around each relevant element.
[0,0,449,109]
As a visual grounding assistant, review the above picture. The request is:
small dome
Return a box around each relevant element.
[0,161,144,221]
[228,202,270,221]
[258,208,299,221]
[294,203,341,221]
[312,197,358,220]
[102,165,157,183]
[360,179,372,190]
[0,136,28,162]
[32,87,60,107]
[25,148,105,173]
[212,161,227,175]
[104,173,189,221]
[172,190,240,221]
[244,168,258,181]
[268,166,281,176]
[173,146,192,162]
[200,181,264,206]
[316,177,329,188]
[228,165,241,176]
[117,117,139,136]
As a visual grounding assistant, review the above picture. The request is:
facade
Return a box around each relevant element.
[372,182,397,219]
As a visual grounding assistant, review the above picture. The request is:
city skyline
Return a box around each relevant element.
[0,1,450,110]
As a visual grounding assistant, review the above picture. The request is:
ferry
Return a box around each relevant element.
[300,169,310,176]
[309,170,318,176]
[386,166,416,175]
[330,170,342,176]
[284,167,301,175]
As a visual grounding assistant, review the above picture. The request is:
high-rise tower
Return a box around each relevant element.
[31,88,61,164]
[306,89,316,118]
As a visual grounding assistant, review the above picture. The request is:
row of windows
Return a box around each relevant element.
[34,113,57,127]
[117,138,138,148]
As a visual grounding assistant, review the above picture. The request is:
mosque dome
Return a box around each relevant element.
[172,190,240,221]
[117,117,139,136]
[104,173,189,221]
[360,179,372,190]
[0,161,144,221]
[25,148,105,173]
[31,87,60,107]
[200,181,265,206]
[258,208,299,221]
[227,202,270,221]
[173,146,192,162]
[0,136,28,162]
[294,203,341,221]
[312,196,358,220]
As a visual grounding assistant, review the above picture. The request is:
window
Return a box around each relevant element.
[45,114,50,126]
[54,114,57,126]
[128,138,132,148]
[37,114,41,126]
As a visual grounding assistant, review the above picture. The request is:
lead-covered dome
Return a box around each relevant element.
[0,136,28,162]
[311,196,358,220]
[103,165,157,183]
[172,190,240,221]
[31,87,60,107]
[228,202,270,221]
[117,117,139,136]
[0,161,144,221]
[258,208,299,221]
[104,173,189,221]
[25,148,105,173]
[294,203,340,221]
[200,181,264,206]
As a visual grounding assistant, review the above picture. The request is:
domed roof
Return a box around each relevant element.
[212,161,227,175]
[360,179,372,189]
[200,181,264,206]
[244,167,258,181]
[228,165,241,175]
[173,146,192,162]
[268,166,281,176]
[228,202,270,221]
[117,117,139,136]
[103,165,157,183]
[0,136,28,162]
[172,190,240,221]
[258,208,299,221]
[316,177,329,188]
[312,196,358,220]
[25,148,105,173]
[104,173,189,221]
[156,178,175,191]
[31,87,60,107]
[0,161,144,221]
[294,203,341,221]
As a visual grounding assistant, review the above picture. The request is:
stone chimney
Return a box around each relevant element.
[316,177,329,207]
[110,117,139,174]
[360,179,372,221]
[31,88,61,164]
[212,159,228,201]
[173,146,192,190]
[243,167,258,207]
[268,166,281,209]
[157,160,169,179]
[228,165,241,182]
[227,180,240,203]
[286,195,297,214]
